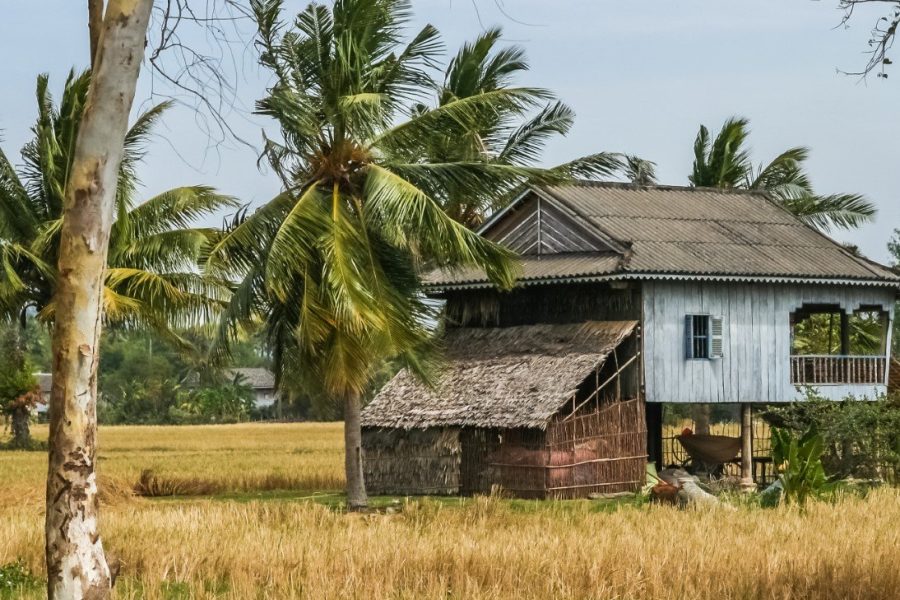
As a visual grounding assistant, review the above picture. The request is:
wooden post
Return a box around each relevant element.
[840,311,850,355]
[740,403,754,492]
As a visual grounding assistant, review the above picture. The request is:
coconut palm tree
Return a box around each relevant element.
[690,117,876,231]
[0,70,235,337]
[409,27,624,228]
[207,0,581,509]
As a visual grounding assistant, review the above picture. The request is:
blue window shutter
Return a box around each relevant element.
[685,315,694,359]
[710,316,724,359]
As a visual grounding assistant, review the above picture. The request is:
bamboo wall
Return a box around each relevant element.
[480,398,648,499]
[362,428,462,496]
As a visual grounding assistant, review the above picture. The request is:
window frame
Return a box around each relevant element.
[685,314,724,361]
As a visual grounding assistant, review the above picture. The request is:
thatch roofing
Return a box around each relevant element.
[362,321,637,430]
[427,182,900,289]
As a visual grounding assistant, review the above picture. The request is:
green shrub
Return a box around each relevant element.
[770,427,834,505]
[763,392,900,483]
[0,561,40,597]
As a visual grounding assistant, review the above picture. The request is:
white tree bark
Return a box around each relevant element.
[45,1,153,598]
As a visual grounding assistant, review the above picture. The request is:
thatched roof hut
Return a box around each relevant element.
[362,321,646,498]
[363,321,637,430]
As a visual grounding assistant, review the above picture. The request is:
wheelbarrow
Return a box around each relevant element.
[676,433,741,478]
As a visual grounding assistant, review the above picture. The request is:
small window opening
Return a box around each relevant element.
[685,315,723,360]
[692,315,710,359]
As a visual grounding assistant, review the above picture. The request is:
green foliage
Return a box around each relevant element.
[662,402,737,426]
[411,27,627,227]
[98,329,268,425]
[0,327,36,412]
[170,377,255,424]
[211,0,563,407]
[770,427,833,505]
[0,326,41,449]
[791,310,886,356]
[0,70,235,338]
[0,561,40,597]
[763,394,900,482]
[689,117,876,232]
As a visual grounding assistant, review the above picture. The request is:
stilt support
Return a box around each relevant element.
[740,403,754,492]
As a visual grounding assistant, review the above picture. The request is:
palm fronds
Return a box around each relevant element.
[689,117,875,232]
[0,72,234,337]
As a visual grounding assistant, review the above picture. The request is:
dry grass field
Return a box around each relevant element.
[2,423,900,599]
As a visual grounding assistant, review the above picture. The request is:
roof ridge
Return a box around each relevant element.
[587,213,806,226]
[560,180,771,197]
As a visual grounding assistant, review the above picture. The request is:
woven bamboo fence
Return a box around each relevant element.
[484,397,647,499]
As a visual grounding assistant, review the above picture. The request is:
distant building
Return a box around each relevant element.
[226,368,278,409]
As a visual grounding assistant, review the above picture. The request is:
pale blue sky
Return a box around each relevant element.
[2,1,897,262]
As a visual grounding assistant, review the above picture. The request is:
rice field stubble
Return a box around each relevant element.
[1,423,898,599]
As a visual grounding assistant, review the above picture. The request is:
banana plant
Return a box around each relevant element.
[771,427,834,505]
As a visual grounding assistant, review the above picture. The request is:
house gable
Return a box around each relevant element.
[480,192,621,255]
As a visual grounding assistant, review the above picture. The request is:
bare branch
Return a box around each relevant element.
[837,0,900,78]
[145,0,257,151]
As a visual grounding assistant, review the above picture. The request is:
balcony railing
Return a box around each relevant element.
[790,355,888,386]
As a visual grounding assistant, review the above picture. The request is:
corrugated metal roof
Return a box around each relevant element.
[427,182,899,289]
[424,253,621,287]
[362,321,638,429]
[226,368,275,390]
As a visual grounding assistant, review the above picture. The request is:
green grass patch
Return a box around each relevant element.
[0,561,41,599]
[146,488,646,514]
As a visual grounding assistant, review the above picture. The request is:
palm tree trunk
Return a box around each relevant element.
[343,391,368,510]
[10,405,31,449]
[45,2,153,598]
[10,406,31,448]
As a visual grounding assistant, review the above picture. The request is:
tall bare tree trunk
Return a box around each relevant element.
[45,2,153,598]
[343,392,368,510]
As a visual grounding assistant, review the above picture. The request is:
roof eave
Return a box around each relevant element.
[425,272,900,293]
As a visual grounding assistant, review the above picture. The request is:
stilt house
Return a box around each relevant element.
[361,182,899,498]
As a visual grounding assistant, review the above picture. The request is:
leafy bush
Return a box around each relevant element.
[169,379,255,424]
[769,427,833,505]
[0,561,40,597]
[763,392,900,483]
[0,327,41,449]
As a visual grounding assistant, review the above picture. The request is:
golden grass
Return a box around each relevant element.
[0,422,344,505]
[2,423,899,599]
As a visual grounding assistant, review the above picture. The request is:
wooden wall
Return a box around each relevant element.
[444,283,641,328]
[642,281,896,403]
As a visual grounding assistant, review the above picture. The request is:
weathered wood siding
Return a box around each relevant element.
[444,283,641,328]
[642,281,896,403]
[485,195,604,255]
